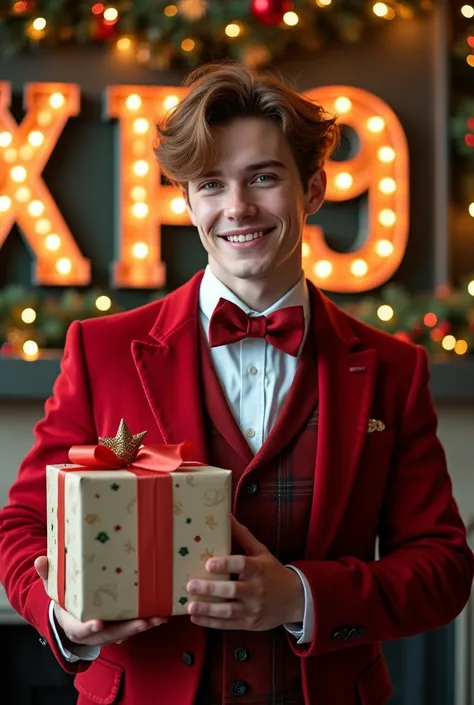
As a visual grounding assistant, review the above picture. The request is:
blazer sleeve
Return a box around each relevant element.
[288,345,474,657]
[0,320,97,674]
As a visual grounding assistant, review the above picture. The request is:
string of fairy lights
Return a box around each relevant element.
[1,0,433,71]
[5,275,474,361]
[458,4,474,220]
[14,2,430,47]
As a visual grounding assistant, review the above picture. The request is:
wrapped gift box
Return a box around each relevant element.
[46,421,232,621]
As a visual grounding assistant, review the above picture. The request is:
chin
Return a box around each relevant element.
[227,262,273,280]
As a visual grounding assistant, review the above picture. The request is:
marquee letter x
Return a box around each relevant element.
[0,82,90,285]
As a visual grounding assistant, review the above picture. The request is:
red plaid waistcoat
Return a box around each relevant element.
[195,323,319,705]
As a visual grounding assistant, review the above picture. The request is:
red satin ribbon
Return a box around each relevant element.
[56,440,202,618]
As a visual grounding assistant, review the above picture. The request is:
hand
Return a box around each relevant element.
[34,556,167,647]
[186,516,304,631]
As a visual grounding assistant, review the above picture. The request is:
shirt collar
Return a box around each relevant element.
[199,265,310,326]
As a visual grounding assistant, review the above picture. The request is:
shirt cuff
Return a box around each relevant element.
[283,566,314,644]
[49,601,100,663]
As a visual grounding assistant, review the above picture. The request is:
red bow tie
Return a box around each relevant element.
[208,298,305,357]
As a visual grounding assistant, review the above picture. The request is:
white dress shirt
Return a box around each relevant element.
[51,265,315,662]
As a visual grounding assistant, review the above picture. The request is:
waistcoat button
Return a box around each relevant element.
[231,681,247,696]
[234,647,249,662]
[246,482,259,496]
[182,651,194,666]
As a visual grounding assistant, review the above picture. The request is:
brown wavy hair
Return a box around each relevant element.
[154,62,339,192]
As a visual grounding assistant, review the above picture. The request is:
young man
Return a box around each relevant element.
[0,62,472,705]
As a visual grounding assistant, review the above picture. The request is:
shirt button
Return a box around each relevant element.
[246,428,255,438]
[246,482,259,496]
[231,681,247,696]
[247,366,258,375]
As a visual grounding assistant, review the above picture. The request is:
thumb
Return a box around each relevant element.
[231,516,268,557]
[34,556,49,589]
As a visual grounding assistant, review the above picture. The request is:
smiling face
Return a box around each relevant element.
[185,116,326,308]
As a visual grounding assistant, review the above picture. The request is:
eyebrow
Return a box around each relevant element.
[200,160,288,178]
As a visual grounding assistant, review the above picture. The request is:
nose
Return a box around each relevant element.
[223,185,257,221]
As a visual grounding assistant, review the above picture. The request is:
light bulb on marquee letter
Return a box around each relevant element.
[105,84,189,287]
[302,85,409,292]
[0,81,90,285]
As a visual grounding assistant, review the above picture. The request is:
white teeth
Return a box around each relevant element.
[226,230,268,243]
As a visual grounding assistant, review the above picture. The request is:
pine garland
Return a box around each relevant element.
[0,0,434,69]
[2,280,474,359]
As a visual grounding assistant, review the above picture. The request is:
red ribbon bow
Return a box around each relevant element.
[208,297,305,357]
[68,440,197,473]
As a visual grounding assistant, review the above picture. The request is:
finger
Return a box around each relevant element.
[206,555,261,578]
[189,615,247,630]
[114,617,168,644]
[187,579,253,600]
[187,600,246,620]
[64,617,165,646]
[98,619,167,646]
[54,604,104,642]
[231,516,268,557]
[34,556,48,588]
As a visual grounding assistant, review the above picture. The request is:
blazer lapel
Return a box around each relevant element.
[131,271,208,464]
[306,285,378,559]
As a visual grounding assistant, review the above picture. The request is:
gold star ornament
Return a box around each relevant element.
[99,419,147,465]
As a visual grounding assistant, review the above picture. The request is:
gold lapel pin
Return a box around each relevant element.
[367,418,386,433]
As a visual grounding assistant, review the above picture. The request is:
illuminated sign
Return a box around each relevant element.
[0,82,409,292]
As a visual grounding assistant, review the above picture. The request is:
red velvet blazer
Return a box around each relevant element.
[0,271,472,705]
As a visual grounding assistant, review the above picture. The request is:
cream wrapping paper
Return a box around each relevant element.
[46,463,232,621]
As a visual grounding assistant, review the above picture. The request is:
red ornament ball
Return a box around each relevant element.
[465,133,474,148]
[251,0,293,26]
[438,321,451,335]
[93,17,116,41]
[0,342,15,357]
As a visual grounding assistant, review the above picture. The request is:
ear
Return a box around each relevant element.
[182,185,197,226]
[304,169,326,216]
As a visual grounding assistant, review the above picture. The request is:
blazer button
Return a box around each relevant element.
[231,681,247,696]
[347,628,359,640]
[182,651,194,666]
[341,628,350,640]
[246,482,259,496]
[234,647,249,662]
[331,630,343,641]
[356,627,365,638]
[38,637,48,647]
